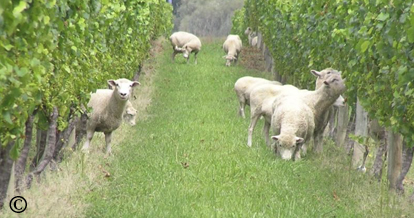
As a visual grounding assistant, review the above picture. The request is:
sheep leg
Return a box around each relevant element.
[238,100,246,118]
[194,52,198,64]
[104,132,113,156]
[247,114,260,147]
[263,121,271,147]
[81,129,95,153]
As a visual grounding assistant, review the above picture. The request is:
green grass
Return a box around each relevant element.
[84,38,414,218]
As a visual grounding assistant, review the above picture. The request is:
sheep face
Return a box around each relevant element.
[225,55,236,66]
[182,45,192,58]
[312,69,346,106]
[108,79,140,101]
[123,107,137,126]
[271,135,304,160]
[245,27,252,35]
[311,68,341,89]
[322,74,347,97]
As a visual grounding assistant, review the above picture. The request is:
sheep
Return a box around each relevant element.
[169,31,202,64]
[251,36,258,47]
[82,78,140,155]
[309,68,345,153]
[223,34,242,66]
[234,76,282,118]
[97,89,137,126]
[246,70,344,147]
[271,92,315,161]
[270,73,346,160]
[247,84,299,147]
[244,27,257,46]
[123,100,137,126]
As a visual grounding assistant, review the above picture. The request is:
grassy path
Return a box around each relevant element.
[85,39,409,217]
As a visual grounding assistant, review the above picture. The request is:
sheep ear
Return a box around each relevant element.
[131,81,140,87]
[295,137,304,144]
[311,70,322,78]
[271,135,280,141]
[108,80,117,87]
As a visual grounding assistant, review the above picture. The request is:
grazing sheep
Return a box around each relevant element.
[247,84,298,147]
[271,92,315,161]
[170,31,202,64]
[234,76,282,118]
[310,68,345,153]
[82,79,140,155]
[271,73,346,160]
[246,69,346,149]
[244,27,257,46]
[223,34,242,66]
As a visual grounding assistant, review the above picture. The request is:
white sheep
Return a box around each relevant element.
[234,76,282,118]
[309,68,345,153]
[244,27,257,46]
[271,73,347,160]
[251,36,258,47]
[82,78,140,155]
[96,89,138,126]
[246,69,346,148]
[123,100,137,126]
[271,93,315,161]
[170,31,202,64]
[223,35,242,66]
[247,84,298,147]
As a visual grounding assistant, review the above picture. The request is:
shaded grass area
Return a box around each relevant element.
[85,39,413,217]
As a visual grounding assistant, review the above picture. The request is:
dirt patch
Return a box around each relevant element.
[239,45,266,72]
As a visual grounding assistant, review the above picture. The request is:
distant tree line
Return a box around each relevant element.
[172,0,244,37]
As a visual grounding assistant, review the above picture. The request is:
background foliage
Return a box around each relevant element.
[232,0,414,143]
[173,0,243,36]
[0,0,173,153]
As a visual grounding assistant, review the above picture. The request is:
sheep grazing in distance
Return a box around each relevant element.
[244,27,257,46]
[170,31,202,64]
[82,78,140,155]
[247,84,298,147]
[234,76,282,118]
[310,68,346,153]
[223,34,242,66]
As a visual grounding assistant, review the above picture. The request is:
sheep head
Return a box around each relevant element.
[224,55,237,66]
[312,69,346,106]
[182,45,192,58]
[322,74,347,97]
[245,27,252,35]
[107,79,140,101]
[271,135,304,161]
[311,68,342,89]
